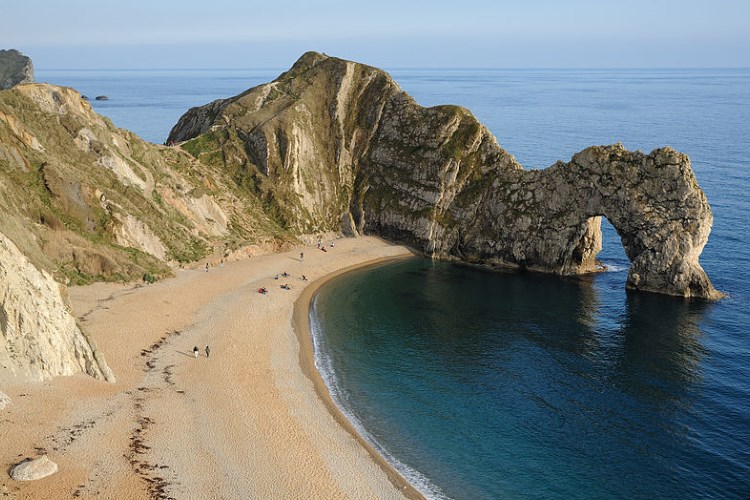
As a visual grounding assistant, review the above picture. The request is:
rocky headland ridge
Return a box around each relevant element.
[0,50,722,384]
[170,51,721,301]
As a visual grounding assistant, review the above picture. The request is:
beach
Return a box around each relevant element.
[1,236,420,499]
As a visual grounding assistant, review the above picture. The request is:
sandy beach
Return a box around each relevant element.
[1,236,422,499]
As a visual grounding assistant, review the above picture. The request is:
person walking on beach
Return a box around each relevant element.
[300,251,304,261]
[205,262,209,272]
[193,346,199,358]
[205,345,211,358]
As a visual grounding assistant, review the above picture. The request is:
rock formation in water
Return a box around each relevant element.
[169,52,721,299]
[0,51,723,383]
[0,49,34,90]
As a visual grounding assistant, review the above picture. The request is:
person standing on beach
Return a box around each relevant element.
[205,345,211,358]
[193,346,199,358]
[205,262,209,272]
[300,251,304,261]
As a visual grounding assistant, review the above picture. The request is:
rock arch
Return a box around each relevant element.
[168,52,721,299]
[453,144,721,299]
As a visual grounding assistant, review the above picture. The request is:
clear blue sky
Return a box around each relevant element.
[5,0,750,69]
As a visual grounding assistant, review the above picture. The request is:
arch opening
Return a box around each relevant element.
[597,217,630,273]
[570,216,630,275]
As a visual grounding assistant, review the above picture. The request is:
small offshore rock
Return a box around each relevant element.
[94,95,109,101]
[10,456,58,481]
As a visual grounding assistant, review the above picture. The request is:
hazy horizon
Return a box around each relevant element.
[7,1,750,70]
[32,59,750,71]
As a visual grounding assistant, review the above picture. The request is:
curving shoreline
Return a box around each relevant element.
[1,236,422,498]
[293,255,425,500]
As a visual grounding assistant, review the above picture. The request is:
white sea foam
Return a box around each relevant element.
[604,264,629,273]
[599,260,629,273]
[309,295,450,500]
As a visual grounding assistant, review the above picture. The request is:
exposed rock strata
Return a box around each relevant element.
[0,232,113,382]
[0,49,34,90]
[169,52,720,299]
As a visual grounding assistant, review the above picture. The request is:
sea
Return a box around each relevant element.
[37,66,750,499]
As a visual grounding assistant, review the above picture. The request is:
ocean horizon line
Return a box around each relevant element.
[36,66,750,73]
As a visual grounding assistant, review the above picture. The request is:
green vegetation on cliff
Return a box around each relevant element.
[0,83,295,286]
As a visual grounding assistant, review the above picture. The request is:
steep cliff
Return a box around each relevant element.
[0,81,296,382]
[0,232,113,382]
[0,82,294,287]
[170,52,720,299]
[0,49,34,90]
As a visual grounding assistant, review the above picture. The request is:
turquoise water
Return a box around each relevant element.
[35,67,750,499]
[312,258,747,498]
[310,70,750,498]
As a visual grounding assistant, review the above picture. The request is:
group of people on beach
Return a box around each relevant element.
[192,239,339,363]
[259,269,308,294]
[316,238,336,252]
[193,345,210,358]
[253,238,336,295]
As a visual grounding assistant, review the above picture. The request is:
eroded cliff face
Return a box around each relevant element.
[0,81,296,382]
[0,232,113,382]
[0,82,294,287]
[170,52,720,299]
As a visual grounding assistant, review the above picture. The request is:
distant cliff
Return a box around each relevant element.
[170,52,721,299]
[0,49,34,90]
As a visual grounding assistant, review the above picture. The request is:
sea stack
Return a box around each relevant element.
[169,52,721,300]
[0,49,34,90]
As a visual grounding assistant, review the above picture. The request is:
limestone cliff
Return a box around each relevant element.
[0,49,34,90]
[0,232,113,382]
[0,82,294,287]
[169,52,720,300]
[0,80,295,382]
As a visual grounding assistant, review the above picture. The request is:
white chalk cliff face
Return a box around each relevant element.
[169,52,721,300]
[0,232,113,382]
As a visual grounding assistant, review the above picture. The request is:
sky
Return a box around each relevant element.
[4,0,750,69]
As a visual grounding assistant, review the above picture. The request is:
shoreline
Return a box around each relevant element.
[1,236,422,499]
[293,255,425,500]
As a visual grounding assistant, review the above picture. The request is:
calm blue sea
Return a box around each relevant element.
[37,66,750,499]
